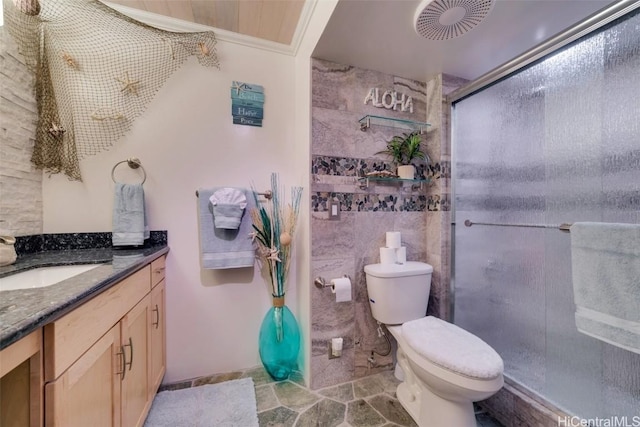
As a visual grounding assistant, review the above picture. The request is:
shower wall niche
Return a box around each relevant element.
[452,9,640,419]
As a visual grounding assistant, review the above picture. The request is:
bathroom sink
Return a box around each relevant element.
[0,264,102,292]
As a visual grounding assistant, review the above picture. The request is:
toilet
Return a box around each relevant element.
[364,261,504,427]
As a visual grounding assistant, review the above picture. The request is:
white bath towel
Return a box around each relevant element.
[570,222,640,354]
[197,187,255,269]
[112,183,149,246]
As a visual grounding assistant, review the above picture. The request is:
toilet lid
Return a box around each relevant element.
[401,316,504,380]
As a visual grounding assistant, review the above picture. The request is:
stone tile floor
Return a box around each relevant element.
[160,366,504,427]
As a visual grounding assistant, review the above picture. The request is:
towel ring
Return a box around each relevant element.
[111,158,147,185]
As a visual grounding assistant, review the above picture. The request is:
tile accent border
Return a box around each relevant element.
[312,155,441,182]
[312,192,433,212]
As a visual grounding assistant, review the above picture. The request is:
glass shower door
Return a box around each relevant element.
[452,8,640,418]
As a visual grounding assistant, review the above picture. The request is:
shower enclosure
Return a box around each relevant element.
[452,5,640,418]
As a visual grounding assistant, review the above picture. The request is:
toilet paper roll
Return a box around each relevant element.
[396,246,406,264]
[331,277,352,302]
[386,231,402,248]
[380,247,397,264]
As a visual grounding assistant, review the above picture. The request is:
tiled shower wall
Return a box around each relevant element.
[309,59,463,389]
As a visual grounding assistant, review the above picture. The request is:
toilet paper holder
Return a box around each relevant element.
[314,275,351,289]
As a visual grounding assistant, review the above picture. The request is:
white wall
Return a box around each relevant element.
[291,0,339,388]
[42,40,301,382]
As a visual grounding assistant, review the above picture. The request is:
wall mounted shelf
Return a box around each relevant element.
[359,115,431,134]
[357,176,430,191]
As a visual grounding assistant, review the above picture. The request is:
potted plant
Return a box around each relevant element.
[377,131,429,179]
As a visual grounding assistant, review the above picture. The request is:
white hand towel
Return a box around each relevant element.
[210,188,247,230]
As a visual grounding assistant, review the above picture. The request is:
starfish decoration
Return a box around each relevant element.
[232,81,247,96]
[266,247,281,263]
[197,41,211,58]
[48,122,65,138]
[115,71,140,96]
[61,52,79,70]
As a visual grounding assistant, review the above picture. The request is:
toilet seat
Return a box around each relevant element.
[401,316,503,380]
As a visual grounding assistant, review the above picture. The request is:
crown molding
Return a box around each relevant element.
[101,0,318,57]
[289,0,319,56]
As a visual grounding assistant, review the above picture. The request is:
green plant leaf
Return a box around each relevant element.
[376,131,429,165]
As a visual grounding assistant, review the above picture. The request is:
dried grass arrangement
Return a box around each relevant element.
[250,174,303,298]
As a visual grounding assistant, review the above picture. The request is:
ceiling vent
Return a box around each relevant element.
[414,0,495,41]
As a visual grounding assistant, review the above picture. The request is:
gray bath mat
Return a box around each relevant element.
[144,378,259,427]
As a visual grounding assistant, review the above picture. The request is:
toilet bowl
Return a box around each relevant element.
[364,262,504,427]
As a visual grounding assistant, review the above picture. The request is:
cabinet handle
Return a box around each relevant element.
[123,337,133,371]
[154,267,165,274]
[117,346,126,381]
[152,304,160,329]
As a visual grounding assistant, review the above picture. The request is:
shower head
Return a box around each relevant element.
[414,0,495,41]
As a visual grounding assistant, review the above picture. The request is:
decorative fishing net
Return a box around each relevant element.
[4,0,219,180]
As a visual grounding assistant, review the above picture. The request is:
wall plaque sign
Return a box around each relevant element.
[231,81,264,127]
[364,88,413,114]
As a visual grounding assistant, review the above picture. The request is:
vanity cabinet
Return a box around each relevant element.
[149,255,166,396]
[120,295,151,427]
[0,328,43,427]
[43,255,167,427]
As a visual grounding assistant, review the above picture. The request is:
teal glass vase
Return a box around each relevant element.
[259,296,300,381]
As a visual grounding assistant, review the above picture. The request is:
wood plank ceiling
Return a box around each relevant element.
[106,0,306,45]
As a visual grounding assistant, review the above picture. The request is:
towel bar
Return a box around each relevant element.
[111,158,147,185]
[195,189,272,200]
[463,220,572,233]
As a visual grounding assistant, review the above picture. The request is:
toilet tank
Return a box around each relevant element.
[364,262,433,325]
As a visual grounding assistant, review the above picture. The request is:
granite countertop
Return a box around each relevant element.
[0,244,169,351]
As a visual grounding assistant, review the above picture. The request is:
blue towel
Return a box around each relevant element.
[112,183,149,246]
[198,188,255,269]
[571,222,640,354]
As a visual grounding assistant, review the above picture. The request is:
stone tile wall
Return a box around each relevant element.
[309,59,455,389]
[0,28,42,236]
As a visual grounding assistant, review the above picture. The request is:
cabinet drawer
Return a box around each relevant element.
[44,266,150,381]
[150,256,165,288]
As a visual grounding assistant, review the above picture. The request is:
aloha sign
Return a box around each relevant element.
[364,88,413,114]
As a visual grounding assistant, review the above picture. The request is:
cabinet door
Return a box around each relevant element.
[45,325,121,427]
[120,295,150,427]
[0,328,42,427]
[149,280,166,395]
